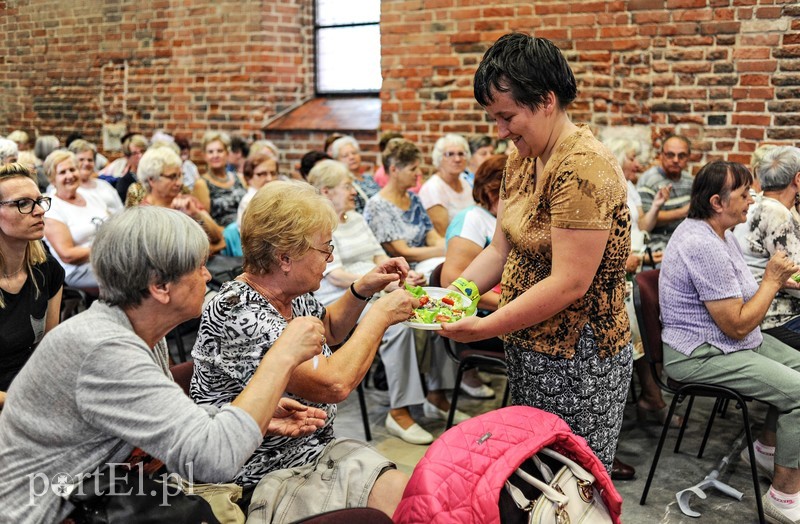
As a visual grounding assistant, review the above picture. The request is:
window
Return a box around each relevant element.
[315,0,381,94]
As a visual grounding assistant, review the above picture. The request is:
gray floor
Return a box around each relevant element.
[334,371,772,524]
[168,337,770,523]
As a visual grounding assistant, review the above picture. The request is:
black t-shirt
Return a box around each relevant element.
[0,255,65,390]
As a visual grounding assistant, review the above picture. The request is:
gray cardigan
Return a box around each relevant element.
[0,301,262,523]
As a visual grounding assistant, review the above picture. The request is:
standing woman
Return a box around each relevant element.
[441,33,633,471]
[43,151,111,293]
[0,163,63,408]
[192,131,247,227]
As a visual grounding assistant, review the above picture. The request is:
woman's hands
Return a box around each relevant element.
[368,288,419,328]
[439,315,486,343]
[170,194,204,218]
[265,398,327,437]
[765,251,800,290]
[276,316,326,366]
[356,257,411,297]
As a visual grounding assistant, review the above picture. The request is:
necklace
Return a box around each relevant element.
[237,274,293,321]
[1,266,24,279]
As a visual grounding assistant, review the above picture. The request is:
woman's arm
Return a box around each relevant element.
[382,238,444,262]
[324,268,363,290]
[442,224,609,342]
[705,251,800,340]
[191,177,211,212]
[426,204,450,236]
[286,282,417,404]
[442,236,500,311]
[44,219,91,265]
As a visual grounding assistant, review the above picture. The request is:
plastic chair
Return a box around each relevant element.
[428,263,509,429]
[633,269,765,524]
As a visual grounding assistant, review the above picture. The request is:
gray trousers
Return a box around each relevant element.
[663,335,800,468]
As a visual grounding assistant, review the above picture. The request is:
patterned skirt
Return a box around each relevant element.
[505,324,633,472]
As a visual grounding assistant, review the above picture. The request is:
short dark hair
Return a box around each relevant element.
[379,132,403,152]
[229,135,250,157]
[688,160,753,220]
[474,33,577,112]
[174,136,191,151]
[468,135,493,155]
[299,150,331,180]
[472,155,505,209]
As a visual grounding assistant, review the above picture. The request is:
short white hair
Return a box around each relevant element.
[330,136,360,160]
[0,138,19,164]
[431,134,470,168]
[137,147,183,187]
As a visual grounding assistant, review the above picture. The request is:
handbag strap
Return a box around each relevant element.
[538,448,596,484]
[505,469,569,512]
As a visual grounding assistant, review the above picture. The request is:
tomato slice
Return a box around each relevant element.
[441,296,455,306]
[418,295,429,306]
[435,314,451,323]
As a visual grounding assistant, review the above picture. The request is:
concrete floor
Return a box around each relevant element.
[169,337,770,523]
[334,370,772,524]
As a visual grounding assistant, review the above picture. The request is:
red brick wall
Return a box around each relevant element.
[381,0,800,168]
[0,0,314,166]
[2,1,799,172]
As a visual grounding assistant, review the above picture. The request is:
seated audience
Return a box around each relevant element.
[6,130,30,152]
[135,147,225,253]
[636,134,693,250]
[0,206,326,522]
[0,163,63,408]
[101,133,148,202]
[419,133,475,236]
[236,149,280,228]
[309,159,465,444]
[175,135,200,190]
[33,135,60,193]
[603,135,680,431]
[191,181,414,520]
[463,135,494,186]
[734,146,800,349]
[373,131,404,188]
[43,150,111,292]
[660,160,800,524]
[228,134,250,177]
[68,139,124,215]
[330,135,381,213]
[364,139,445,279]
[192,131,247,227]
[298,150,330,180]
[0,138,19,165]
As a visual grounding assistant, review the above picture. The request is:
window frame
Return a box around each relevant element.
[313,1,381,96]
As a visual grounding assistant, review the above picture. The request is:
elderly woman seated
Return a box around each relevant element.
[43,150,112,293]
[330,135,381,214]
[419,133,476,236]
[309,159,467,445]
[0,206,327,522]
[733,146,800,349]
[190,181,417,521]
[134,147,225,253]
[660,160,800,524]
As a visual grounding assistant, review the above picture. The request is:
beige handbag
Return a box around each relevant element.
[504,448,612,524]
[179,477,246,524]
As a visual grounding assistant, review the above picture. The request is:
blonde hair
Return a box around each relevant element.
[43,150,77,183]
[241,180,337,275]
[307,160,352,190]
[0,163,48,308]
[201,131,231,152]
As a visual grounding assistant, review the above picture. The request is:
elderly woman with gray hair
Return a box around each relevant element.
[135,147,225,253]
[68,139,124,215]
[191,180,417,521]
[734,146,800,349]
[330,135,381,214]
[0,206,327,522]
[0,138,19,166]
[419,133,476,236]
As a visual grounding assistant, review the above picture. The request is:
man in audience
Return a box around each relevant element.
[637,134,693,251]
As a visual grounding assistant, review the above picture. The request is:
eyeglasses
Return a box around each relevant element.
[0,197,52,214]
[310,243,335,262]
[159,173,182,182]
[663,152,689,161]
[444,151,467,158]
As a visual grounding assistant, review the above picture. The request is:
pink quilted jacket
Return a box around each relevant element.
[393,406,623,524]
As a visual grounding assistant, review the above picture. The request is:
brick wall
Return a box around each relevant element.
[1,0,798,173]
[381,0,800,169]
[0,0,314,166]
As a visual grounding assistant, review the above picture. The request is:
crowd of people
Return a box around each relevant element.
[1,31,799,524]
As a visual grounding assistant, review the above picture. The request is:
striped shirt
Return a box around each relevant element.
[636,165,693,249]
